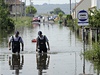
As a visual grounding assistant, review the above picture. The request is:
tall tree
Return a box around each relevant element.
[26,6,37,14]
[53,8,65,14]
[0,0,14,30]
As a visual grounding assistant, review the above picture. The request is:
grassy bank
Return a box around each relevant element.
[12,17,32,26]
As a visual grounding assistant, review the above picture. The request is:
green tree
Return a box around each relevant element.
[66,15,72,20]
[58,12,63,24]
[53,8,65,15]
[50,11,54,14]
[58,12,63,20]
[89,8,100,27]
[26,6,37,14]
[0,0,14,30]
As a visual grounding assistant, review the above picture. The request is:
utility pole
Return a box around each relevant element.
[70,0,71,15]
[15,0,17,21]
[30,0,31,13]
[20,0,22,17]
[25,0,26,16]
[74,0,77,45]
[75,0,76,19]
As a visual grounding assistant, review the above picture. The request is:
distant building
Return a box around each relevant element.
[5,0,25,16]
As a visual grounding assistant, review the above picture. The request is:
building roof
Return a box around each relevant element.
[73,0,84,11]
[6,0,23,4]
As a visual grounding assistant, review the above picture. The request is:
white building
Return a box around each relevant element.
[91,0,100,9]
[97,0,100,9]
[72,0,100,19]
[72,0,91,19]
[91,0,97,7]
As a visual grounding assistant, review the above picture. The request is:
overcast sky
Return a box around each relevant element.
[22,0,81,5]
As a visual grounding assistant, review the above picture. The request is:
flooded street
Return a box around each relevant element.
[0,23,96,75]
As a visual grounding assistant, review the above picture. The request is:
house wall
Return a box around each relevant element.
[11,4,25,16]
[91,0,100,9]
[72,0,100,19]
[72,0,91,19]
[91,0,97,7]
[97,0,100,9]
[5,0,25,16]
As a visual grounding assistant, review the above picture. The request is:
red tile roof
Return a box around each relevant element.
[6,0,22,4]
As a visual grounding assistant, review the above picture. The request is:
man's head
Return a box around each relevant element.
[15,31,19,37]
[38,31,42,36]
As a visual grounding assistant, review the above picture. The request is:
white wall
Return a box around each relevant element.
[91,0,97,7]
[91,0,100,9]
[72,0,91,19]
[97,0,100,9]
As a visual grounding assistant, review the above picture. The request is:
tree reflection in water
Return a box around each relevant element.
[9,54,24,75]
[36,53,50,75]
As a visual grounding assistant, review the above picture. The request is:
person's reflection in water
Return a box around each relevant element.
[36,53,50,75]
[9,54,24,75]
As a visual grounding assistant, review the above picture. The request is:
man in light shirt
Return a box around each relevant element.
[8,31,24,53]
[36,31,50,53]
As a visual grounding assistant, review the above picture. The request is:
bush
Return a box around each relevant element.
[84,42,100,61]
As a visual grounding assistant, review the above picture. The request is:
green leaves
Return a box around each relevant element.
[0,0,14,31]
[89,8,100,27]
[84,42,100,61]
[50,7,65,15]
[26,6,37,14]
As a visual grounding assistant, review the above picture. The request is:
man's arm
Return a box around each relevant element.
[21,43,24,51]
[47,41,50,50]
[36,41,38,51]
[8,41,11,50]
[20,37,24,51]
[8,36,12,50]
[36,37,40,52]
[45,35,50,50]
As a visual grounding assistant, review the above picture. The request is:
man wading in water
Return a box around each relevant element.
[8,31,24,53]
[36,31,50,53]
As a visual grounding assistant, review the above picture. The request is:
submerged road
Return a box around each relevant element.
[0,22,95,75]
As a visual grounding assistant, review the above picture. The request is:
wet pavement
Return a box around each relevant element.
[0,22,97,75]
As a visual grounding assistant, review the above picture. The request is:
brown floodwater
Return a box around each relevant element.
[0,23,97,75]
